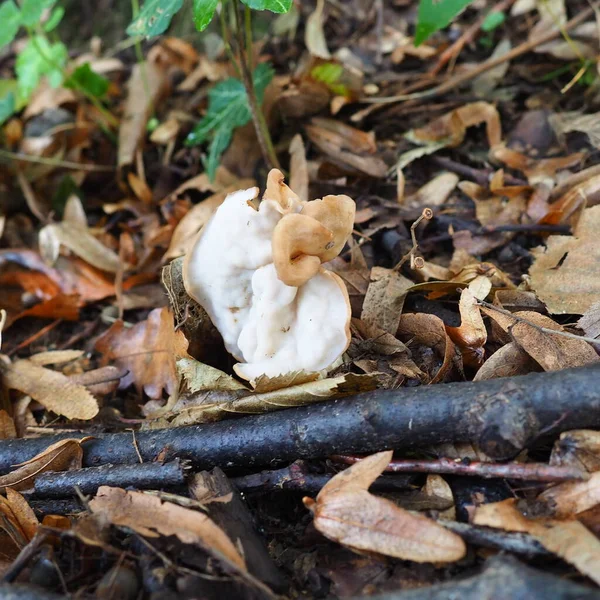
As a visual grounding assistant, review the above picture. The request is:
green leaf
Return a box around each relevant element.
[15,36,67,98]
[193,0,219,32]
[240,0,292,14]
[127,0,184,37]
[0,1,21,51]
[311,62,348,96]
[414,0,474,46]
[0,86,16,126]
[43,5,64,31]
[20,0,56,27]
[481,10,505,32]
[186,62,274,180]
[65,63,109,98]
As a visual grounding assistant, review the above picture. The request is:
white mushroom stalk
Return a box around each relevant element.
[182,169,355,381]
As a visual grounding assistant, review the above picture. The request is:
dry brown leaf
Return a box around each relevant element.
[550,111,600,150]
[304,451,466,563]
[118,46,171,169]
[305,0,330,59]
[89,486,246,569]
[410,102,502,149]
[578,301,600,340]
[473,498,600,585]
[482,309,599,371]
[0,489,39,549]
[361,267,412,335]
[27,349,83,366]
[537,471,600,518]
[0,410,16,440]
[551,430,600,473]
[95,307,189,400]
[397,313,458,383]
[289,134,309,203]
[69,366,126,397]
[402,173,458,212]
[446,289,487,368]
[529,206,600,314]
[1,359,99,420]
[473,342,539,381]
[0,437,90,493]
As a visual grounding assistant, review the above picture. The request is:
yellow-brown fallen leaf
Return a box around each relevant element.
[397,313,459,383]
[409,102,502,149]
[537,471,600,518]
[289,134,309,203]
[474,342,539,381]
[1,359,99,420]
[89,486,245,570]
[0,410,16,440]
[543,173,600,226]
[529,206,600,315]
[473,499,600,585]
[95,307,189,400]
[579,301,600,340]
[551,430,600,474]
[303,451,466,563]
[446,289,487,368]
[482,309,599,371]
[361,267,412,335]
[0,489,39,549]
[0,438,91,493]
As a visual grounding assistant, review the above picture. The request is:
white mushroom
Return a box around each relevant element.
[182,170,355,380]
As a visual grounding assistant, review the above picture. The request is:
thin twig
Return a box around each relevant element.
[2,531,50,583]
[394,207,433,270]
[364,5,596,103]
[332,455,587,482]
[0,149,115,172]
[478,299,600,345]
[233,1,280,170]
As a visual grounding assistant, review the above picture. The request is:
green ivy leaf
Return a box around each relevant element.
[414,0,473,46]
[15,36,67,98]
[0,1,22,51]
[65,63,110,98]
[193,0,219,31]
[239,0,292,14]
[127,0,184,37]
[20,0,56,27]
[186,62,274,180]
[43,5,65,31]
[0,80,17,126]
[481,10,505,32]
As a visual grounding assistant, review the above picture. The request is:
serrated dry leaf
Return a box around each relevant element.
[0,437,90,493]
[397,313,458,383]
[95,307,189,400]
[289,134,309,203]
[529,206,600,315]
[446,289,487,367]
[1,360,99,420]
[473,498,600,585]
[482,309,599,371]
[178,357,248,393]
[304,451,466,563]
[474,342,539,381]
[0,410,16,440]
[89,486,246,569]
[537,471,600,518]
[410,102,502,149]
[361,267,412,335]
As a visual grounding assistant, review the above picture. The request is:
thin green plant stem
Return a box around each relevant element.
[28,29,119,129]
[220,0,242,78]
[130,0,151,104]
[233,1,280,170]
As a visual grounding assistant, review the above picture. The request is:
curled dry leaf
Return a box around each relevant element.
[305,0,331,59]
[89,486,246,570]
[397,313,459,383]
[482,309,599,371]
[473,499,600,585]
[409,102,502,149]
[303,451,466,563]
[473,342,539,381]
[529,206,600,315]
[96,307,189,400]
[0,489,39,549]
[360,267,412,335]
[0,437,91,493]
[446,289,487,368]
[289,134,309,203]
[537,471,600,518]
[1,359,99,420]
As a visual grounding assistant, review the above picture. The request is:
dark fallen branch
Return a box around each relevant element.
[0,366,599,472]
[28,498,84,518]
[232,461,414,495]
[365,555,600,600]
[32,460,189,498]
[331,455,586,482]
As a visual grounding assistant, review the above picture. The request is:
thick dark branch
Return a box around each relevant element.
[32,460,189,498]
[0,366,599,472]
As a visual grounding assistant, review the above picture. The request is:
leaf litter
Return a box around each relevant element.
[2,0,600,597]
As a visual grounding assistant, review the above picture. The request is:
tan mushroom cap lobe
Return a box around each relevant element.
[272,213,334,287]
[301,195,355,262]
[263,168,301,211]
